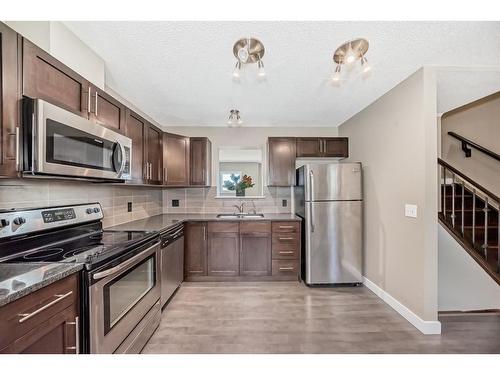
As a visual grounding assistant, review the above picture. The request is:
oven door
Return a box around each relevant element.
[26,98,131,180]
[89,242,160,353]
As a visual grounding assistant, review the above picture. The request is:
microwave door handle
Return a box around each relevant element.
[113,141,126,177]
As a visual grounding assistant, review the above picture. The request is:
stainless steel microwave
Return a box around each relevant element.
[21,98,132,181]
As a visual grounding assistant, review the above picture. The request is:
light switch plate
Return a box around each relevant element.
[405,204,418,218]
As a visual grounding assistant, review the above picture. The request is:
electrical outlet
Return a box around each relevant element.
[282,199,288,207]
[172,199,179,207]
[127,202,132,212]
[405,204,418,218]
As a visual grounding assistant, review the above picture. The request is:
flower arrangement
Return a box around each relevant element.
[223,173,255,196]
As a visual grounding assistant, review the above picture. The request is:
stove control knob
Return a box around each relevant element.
[93,207,100,213]
[0,219,10,228]
[13,217,26,226]
[86,208,93,214]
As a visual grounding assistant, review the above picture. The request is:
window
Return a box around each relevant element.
[217,147,264,198]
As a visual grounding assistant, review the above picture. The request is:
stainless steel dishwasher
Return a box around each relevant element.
[160,223,184,308]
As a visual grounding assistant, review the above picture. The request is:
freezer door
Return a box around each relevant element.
[304,163,362,201]
[305,200,362,284]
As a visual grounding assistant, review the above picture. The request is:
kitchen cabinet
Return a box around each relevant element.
[125,110,146,183]
[0,23,20,177]
[22,38,89,117]
[189,137,211,186]
[185,222,208,276]
[296,137,348,158]
[239,222,271,276]
[268,137,296,187]
[207,222,240,276]
[271,221,300,280]
[145,123,163,184]
[89,85,126,133]
[163,132,189,186]
[0,274,80,354]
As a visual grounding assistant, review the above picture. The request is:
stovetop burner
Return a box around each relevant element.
[24,248,64,260]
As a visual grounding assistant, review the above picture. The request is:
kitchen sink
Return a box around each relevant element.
[216,213,265,219]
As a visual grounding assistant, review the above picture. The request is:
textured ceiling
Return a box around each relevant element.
[64,21,500,127]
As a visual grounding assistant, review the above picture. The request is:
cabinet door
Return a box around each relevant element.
[240,233,271,276]
[22,38,89,117]
[189,137,211,186]
[322,137,348,157]
[163,133,189,186]
[208,229,240,276]
[268,137,296,187]
[146,124,162,184]
[125,111,145,183]
[185,222,207,276]
[0,23,20,177]
[296,137,321,157]
[90,86,125,133]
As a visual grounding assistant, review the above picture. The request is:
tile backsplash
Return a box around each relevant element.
[0,180,292,228]
[163,186,292,214]
[0,179,162,228]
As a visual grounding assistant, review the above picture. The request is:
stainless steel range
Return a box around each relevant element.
[0,203,161,354]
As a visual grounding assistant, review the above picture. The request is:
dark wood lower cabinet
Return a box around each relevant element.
[208,231,240,276]
[185,222,207,276]
[240,233,271,276]
[0,273,79,354]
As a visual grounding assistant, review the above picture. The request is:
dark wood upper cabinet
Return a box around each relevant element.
[125,110,146,183]
[296,137,348,158]
[322,137,349,157]
[163,132,189,186]
[296,137,321,157]
[207,222,240,276]
[145,123,163,184]
[185,222,208,276]
[189,137,211,186]
[0,23,20,177]
[89,86,126,133]
[268,137,296,187]
[22,38,89,117]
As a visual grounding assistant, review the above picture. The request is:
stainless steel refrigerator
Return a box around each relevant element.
[295,163,363,286]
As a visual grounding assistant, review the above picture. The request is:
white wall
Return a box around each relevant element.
[338,68,439,323]
[438,224,500,311]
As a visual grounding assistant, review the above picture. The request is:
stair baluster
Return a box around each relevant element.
[483,197,489,259]
[461,181,465,235]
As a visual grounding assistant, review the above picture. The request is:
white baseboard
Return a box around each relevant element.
[363,277,441,335]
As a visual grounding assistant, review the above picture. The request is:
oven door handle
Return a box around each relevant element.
[93,242,158,280]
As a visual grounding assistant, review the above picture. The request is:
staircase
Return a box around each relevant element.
[438,158,500,285]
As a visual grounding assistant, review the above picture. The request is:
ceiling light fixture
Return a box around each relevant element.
[232,37,266,79]
[227,109,243,127]
[331,38,371,83]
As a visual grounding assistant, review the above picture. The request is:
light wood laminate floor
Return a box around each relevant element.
[142,282,500,354]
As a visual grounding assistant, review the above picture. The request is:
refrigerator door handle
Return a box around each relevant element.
[309,170,315,232]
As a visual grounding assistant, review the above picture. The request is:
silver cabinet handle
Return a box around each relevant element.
[95,91,99,117]
[163,167,166,183]
[279,251,294,254]
[279,225,294,229]
[279,237,294,241]
[87,87,92,115]
[15,126,20,171]
[93,242,158,280]
[66,316,80,354]
[18,291,73,323]
[279,267,294,271]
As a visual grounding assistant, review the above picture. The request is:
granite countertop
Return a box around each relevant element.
[109,213,301,233]
[0,263,83,307]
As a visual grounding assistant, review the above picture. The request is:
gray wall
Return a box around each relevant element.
[440,92,500,197]
[338,68,439,322]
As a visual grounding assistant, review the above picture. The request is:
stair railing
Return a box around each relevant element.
[438,158,500,275]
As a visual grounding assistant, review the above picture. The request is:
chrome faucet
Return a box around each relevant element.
[233,203,244,213]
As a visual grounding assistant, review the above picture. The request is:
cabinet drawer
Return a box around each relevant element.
[0,274,78,350]
[240,221,271,234]
[208,221,239,233]
[272,221,300,233]
[272,260,299,276]
[272,235,299,259]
